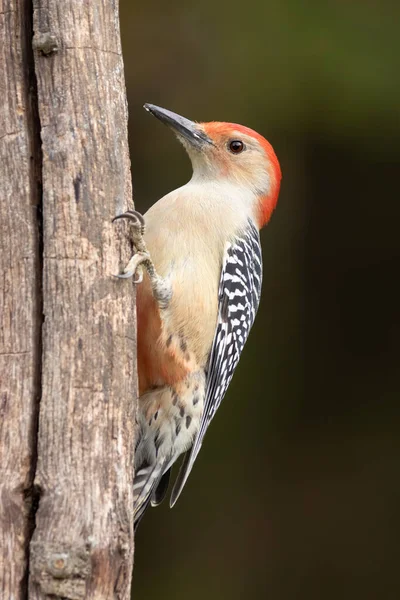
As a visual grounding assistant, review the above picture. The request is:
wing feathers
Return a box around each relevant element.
[170,221,262,504]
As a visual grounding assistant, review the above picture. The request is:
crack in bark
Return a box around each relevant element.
[0,130,21,141]
[64,45,122,56]
[20,0,44,597]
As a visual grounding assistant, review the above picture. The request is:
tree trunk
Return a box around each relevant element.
[0,1,137,598]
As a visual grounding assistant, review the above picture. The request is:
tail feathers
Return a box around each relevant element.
[151,467,171,507]
[134,460,165,526]
[169,450,192,508]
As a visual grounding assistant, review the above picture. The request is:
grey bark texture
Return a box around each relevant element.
[0,0,137,598]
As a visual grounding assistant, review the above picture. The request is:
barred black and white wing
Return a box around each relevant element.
[170,220,263,505]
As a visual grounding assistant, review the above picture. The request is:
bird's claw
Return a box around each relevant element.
[113,251,150,281]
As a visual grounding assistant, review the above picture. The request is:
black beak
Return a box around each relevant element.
[144,103,214,147]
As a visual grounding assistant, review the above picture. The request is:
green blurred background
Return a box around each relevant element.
[120,1,400,598]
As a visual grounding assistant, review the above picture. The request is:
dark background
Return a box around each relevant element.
[120,2,400,598]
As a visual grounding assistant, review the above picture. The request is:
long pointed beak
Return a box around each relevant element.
[144,103,214,147]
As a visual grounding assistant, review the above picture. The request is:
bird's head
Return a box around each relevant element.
[144,103,281,228]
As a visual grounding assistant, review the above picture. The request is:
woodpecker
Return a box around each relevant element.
[114,104,281,525]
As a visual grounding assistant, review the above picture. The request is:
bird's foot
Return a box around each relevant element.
[113,210,149,282]
[113,210,172,308]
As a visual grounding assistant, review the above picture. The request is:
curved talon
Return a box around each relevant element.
[114,271,143,282]
[112,210,146,235]
[134,270,144,284]
[114,272,133,279]
[116,267,144,284]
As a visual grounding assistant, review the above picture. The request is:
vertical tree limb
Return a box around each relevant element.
[1,0,137,598]
[28,0,137,598]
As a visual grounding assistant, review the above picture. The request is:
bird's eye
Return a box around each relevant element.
[229,140,245,154]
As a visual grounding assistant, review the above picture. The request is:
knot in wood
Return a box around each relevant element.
[33,32,59,56]
[30,541,91,599]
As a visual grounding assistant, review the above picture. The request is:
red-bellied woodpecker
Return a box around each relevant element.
[114,104,281,525]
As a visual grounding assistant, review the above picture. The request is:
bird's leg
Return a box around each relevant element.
[113,210,172,309]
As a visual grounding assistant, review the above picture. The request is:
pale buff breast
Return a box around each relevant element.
[141,182,252,367]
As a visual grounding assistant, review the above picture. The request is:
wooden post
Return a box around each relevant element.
[0,0,137,598]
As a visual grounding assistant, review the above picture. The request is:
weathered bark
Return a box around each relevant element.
[1,0,137,598]
[0,1,42,596]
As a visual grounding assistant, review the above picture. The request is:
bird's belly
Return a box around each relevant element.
[137,250,219,394]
